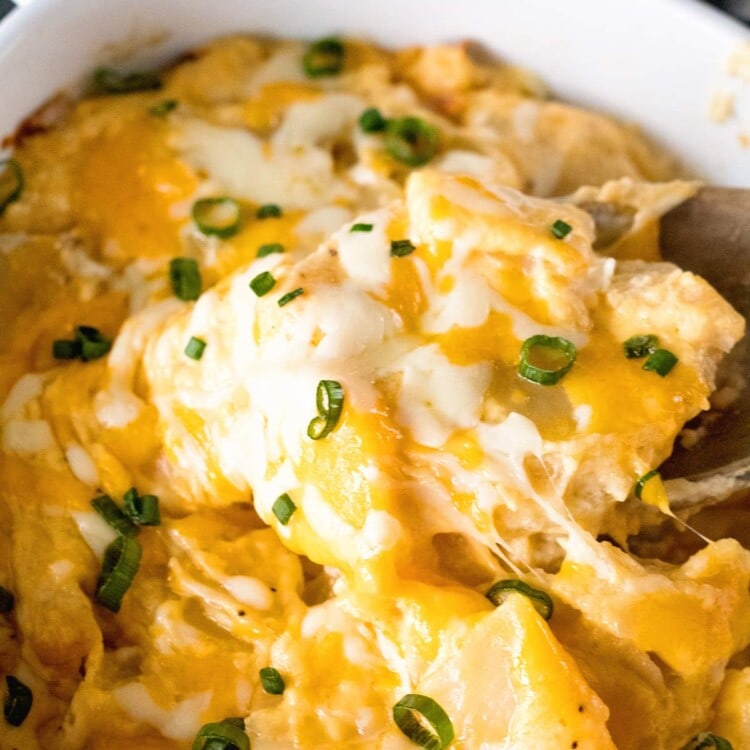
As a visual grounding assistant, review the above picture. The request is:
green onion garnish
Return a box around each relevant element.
[169,257,202,301]
[359,107,387,133]
[683,733,733,750]
[52,339,81,360]
[3,676,32,727]
[0,586,13,614]
[91,495,139,537]
[623,334,659,359]
[634,469,660,500]
[272,493,296,526]
[303,37,345,77]
[184,336,207,361]
[350,223,373,233]
[551,219,573,239]
[518,335,576,385]
[390,239,416,257]
[256,242,285,258]
[192,197,242,239]
[307,379,344,440]
[123,487,160,526]
[385,117,439,167]
[250,271,277,297]
[259,667,285,695]
[192,717,250,750]
[392,694,455,749]
[149,99,178,117]
[0,159,23,216]
[486,579,554,620]
[93,67,161,95]
[642,348,678,377]
[278,288,304,307]
[75,326,112,362]
[95,535,142,613]
[256,204,282,219]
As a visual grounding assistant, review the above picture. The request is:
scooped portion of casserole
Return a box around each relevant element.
[0,34,746,750]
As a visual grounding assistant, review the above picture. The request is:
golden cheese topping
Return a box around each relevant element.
[0,34,747,750]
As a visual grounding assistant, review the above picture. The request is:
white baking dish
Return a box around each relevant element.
[1,0,749,185]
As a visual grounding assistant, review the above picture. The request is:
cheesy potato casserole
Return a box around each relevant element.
[0,34,748,750]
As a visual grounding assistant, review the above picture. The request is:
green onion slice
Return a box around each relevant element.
[385,117,439,167]
[272,493,297,526]
[642,348,678,377]
[256,242,285,258]
[518,335,576,385]
[307,379,344,440]
[169,257,202,301]
[192,197,242,239]
[123,487,161,526]
[278,287,304,307]
[256,204,282,219]
[185,336,207,361]
[149,99,178,117]
[683,733,733,750]
[4,676,32,727]
[259,667,285,695]
[634,469,660,500]
[52,339,81,360]
[192,717,250,750]
[93,67,161,94]
[392,694,455,750]
[0,586,14,614]
[551,219,573,239]
[303,37,345,78]
[623,334,659,359]
[75,325,112,362]
[390,239,416,257]
[250,271,277,297]
[91,495,139,537]
[95,535,142,613]
[486,579,554,620]
[350,223,373,233]
[359,107,387,133]
[0,159,23,215]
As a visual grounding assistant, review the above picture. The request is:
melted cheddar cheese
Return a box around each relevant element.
[0,34,747,750]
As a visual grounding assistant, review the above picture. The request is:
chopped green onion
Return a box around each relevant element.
[257,204,282,219]
[307,379,344,440]
[350,223,373,233]
[256,242,285,258]
[518,335,576,385]
[185,336,207,361]
[4,676,32,727]
[93,67,161,94]
[642,348,678,377]
[169,257,202,301]
[623,334,659,359]
[634,469,660,500]
[303,37,345,78]
[149,99,178,117]
[278,288,304,307]
[0,159,23,216]
[95,535,142,613]
[392,694,454,749]
[75,326,112,361]
[250,271,277,297]
[0,586,14,614]
[192,717,250,750]
[486,579,554,620]
[359,107,387,133]
[52,339,81,360]
[683,733,733,750]
[272,493,296,526]
[123,487,160,526]
[551,219,573,239]
[385,117,439,167]
[259,667,285,695]
[91,495,139,537]
[390,239,416,257]
[192,197,242,239]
